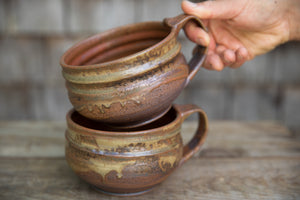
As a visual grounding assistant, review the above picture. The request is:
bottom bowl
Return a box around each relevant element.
[65,104,208,196]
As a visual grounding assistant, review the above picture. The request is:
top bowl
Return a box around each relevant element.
[60,14,207,128]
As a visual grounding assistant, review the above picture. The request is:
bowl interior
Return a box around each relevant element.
[64,22,171,67]
[71,106,177,132]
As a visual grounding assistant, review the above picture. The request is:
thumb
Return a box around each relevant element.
[181,0,240,19]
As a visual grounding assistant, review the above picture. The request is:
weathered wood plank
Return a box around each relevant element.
[11,0,64,34]
[231,87,281,121]
[43,37,75,87]
[0,121,65,157]
[183,84,283,122]
[190,54,270,85]
[0,0,6,32]
[182,121,300,158]
[138,0,182,22]
[273,42,300,85]
[0,121,299,199]
[183,86,227,120]
[0,121,299,158]
[67,0,136,33]
[0,157,299,200]
[26,86,71,120]
[283,86,300,133]
[0,87,31,120]
[0,37,45,85]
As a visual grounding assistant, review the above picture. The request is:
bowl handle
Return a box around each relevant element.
[164,14,208,86]
[174,104,208,166]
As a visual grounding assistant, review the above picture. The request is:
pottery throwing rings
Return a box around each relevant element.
[61,14,210,197]
[60,14,207,128]
[65,104,208,196]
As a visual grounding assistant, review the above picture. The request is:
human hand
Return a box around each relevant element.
[182,0,296,71]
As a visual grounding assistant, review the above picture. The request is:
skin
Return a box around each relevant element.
[181,0,300,71]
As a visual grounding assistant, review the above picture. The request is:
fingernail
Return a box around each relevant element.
[237,55,243,61]
[183,0,198,8]
[196,37,208,46]
[237,47,248,60]
[237,51,244,61]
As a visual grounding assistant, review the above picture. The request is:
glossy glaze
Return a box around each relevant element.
[60,14,207,128]
[65,104,208,196]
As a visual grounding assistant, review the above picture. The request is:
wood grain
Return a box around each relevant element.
[0,157,299,200]
[1,121,298,157]
[0,121,299,199]
[0,121,65,157]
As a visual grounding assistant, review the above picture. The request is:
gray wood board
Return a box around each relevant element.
[0,121,299,199]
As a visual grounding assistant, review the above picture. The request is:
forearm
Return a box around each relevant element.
[288,0,300,41]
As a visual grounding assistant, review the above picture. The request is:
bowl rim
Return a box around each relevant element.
[60,21,175,70]
[66,105,182,136]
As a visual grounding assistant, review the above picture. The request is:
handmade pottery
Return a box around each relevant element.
[65,104,208,196]
[60,14,207,128]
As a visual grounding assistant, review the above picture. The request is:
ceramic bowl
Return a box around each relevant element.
[65,104,208,196]
[60,14,207,128]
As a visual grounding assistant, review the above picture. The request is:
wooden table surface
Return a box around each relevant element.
[0,121,299,200]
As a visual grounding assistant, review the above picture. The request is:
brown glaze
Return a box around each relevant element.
[65,104,208,196]
[60,14,207,128]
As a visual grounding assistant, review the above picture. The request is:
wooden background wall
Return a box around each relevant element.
[0,0,299,135]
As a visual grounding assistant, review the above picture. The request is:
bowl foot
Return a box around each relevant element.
[92,185,155,197]
[106,105,172,129]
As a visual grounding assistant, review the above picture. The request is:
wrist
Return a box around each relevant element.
[287,1,300,41]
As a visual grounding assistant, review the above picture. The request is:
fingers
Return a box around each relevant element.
[184,21,210,46]
[203,51,225,71]
[216,45,236,66]
[181,0,239,20]
[181,0,250,71]
[203,46,249,70]
[230,47,249,68]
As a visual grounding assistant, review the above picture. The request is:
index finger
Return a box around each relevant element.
[184,21,210,46]
[181,0,243,19]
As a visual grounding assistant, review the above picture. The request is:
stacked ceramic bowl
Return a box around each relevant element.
[60,14,208,196]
